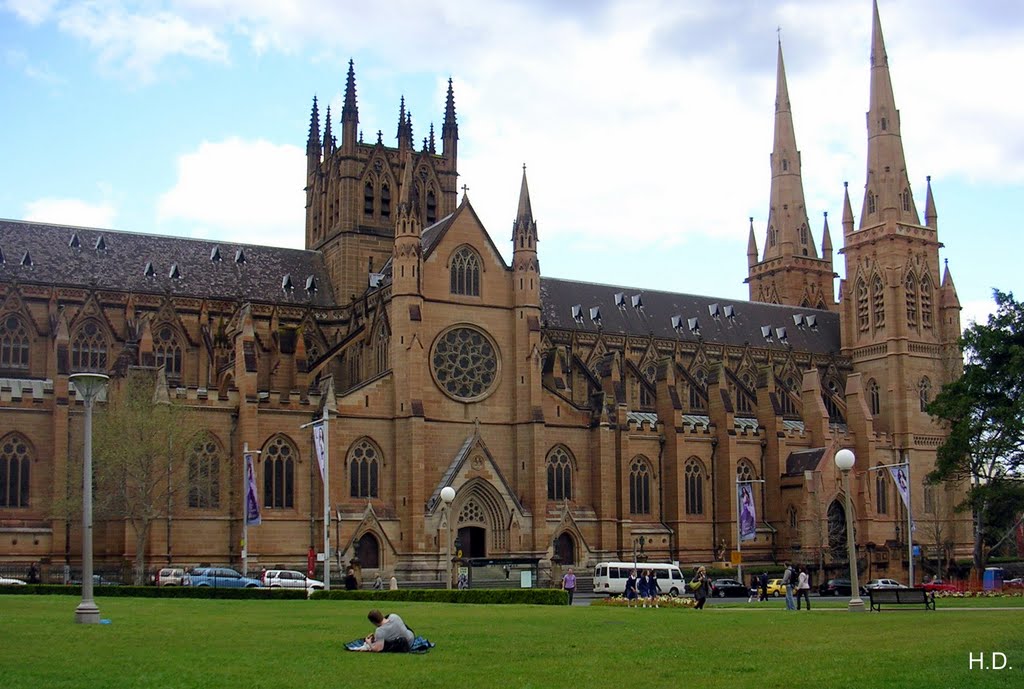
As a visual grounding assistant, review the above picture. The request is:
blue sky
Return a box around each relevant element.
[2,0,1022,327]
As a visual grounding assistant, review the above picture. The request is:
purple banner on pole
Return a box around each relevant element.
[245,452,261,526]
[739,482,756,542]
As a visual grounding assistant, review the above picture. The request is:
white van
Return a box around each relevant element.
[593,562,687,597]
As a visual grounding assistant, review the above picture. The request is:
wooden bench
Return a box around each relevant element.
[868,588,935,611]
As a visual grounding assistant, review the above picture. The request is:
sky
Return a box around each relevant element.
[2,0,1022,328]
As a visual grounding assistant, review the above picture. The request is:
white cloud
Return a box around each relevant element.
[24,198,117,228]
[157,137,305,247]
[3,0,58,24]
[960,297,997,331]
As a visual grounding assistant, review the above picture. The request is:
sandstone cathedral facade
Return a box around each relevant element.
[0,2,970,584]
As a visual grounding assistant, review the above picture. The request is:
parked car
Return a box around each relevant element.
[262,569,324,591]
[1003,577,1023,588]
[184,567,262,588]
[765,578,787,597]
[921,578,958,592]
[70,574,120,586]
[709,578,749,598]
[865,578,907,590]
[155,567,186,587]
[817,578,868,597]
[0,576,27,586]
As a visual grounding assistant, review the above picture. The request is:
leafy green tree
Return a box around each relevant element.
[927,290,1024,576]
[92,367,210,585]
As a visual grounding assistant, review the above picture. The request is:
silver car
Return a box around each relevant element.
[262,569,324,591]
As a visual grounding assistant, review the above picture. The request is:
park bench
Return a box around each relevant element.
[868,588,935,611]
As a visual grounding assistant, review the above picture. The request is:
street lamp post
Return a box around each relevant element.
[440,486,456,589]
[69,373,110,624]
[835,449,866,613]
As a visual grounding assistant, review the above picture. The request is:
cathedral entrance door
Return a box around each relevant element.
[457,526,487,558]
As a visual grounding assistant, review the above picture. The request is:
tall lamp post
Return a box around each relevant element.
[834,449,866,612]
[440,486,456,589]
[69,373,109,624]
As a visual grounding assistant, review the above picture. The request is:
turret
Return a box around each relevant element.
[842,181,855,235]
[512,166,540,307]
[392,153,421,296]
[822,211,833,265]
[747,217,758,269]
[924,175,938,229]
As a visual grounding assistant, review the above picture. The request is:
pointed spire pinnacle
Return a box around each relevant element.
[941,259,961,309]
[924,175,937,228]
[842,181,855,233]
[775,38,790,114]
[821,211,833,255]
[429,122,436,153]
[747,217,758,269]
[517,164,533,224]
[307,95,320,150]
[406,110,413,149]
[442,77,459,159]
[323,104,333,154]
[342,59,358,121]
[397,96,407,144]
[862,0,919,227]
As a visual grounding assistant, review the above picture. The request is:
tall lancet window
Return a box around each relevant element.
[920,274,933,328]
[857,279,869,332]
[872,274,886,330]
[905,273,919,328]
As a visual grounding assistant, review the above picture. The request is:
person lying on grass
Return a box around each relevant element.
[353,609,415,653]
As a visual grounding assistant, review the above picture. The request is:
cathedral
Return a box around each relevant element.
[0,1,971,585]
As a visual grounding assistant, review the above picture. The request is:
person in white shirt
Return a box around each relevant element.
[796,567,811,610]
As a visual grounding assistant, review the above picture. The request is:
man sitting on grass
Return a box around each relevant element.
[354,609,415,653]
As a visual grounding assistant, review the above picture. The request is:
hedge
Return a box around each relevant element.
[0,584,306,600]
[311,588,568,605]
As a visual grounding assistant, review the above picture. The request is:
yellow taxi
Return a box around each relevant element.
[765,578,788,597]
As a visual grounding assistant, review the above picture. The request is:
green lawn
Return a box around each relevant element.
[2,595,1022,689]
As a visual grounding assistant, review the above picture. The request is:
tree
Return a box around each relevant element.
[927,290,1024,577]
[92,366,210,585]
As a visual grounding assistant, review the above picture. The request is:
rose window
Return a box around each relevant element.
[431,326,499,401]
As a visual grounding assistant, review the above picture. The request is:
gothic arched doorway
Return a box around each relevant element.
[457,526,486,559]
[355,533,380,569]
[556,532,576,565]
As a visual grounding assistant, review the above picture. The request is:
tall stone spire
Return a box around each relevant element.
[821,211,833,265]
[397,96,409,151]
[747,217,758,269]
[341,59,358,150]
[322,105,334,156]
[842,181,855,235]
[763,39,816,262]
[860,0,919,228]
[512,165,539,307]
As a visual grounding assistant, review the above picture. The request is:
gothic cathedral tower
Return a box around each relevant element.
[839,1,961,458]
[747,40,836,310]
[304,63,460,301]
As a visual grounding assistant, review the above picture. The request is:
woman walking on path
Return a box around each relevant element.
[638,569,650,607]
[796,566,811,610]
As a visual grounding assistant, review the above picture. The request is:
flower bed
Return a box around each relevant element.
[592,594,696,609]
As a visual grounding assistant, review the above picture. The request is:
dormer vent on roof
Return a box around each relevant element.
[589,306,602,326]
[368,273,383,289]
[761,325,773,342]
[671,315,685,332]
[0,247,5,264]
[724,305,736,319]
[69,233,81,249]
[144,261,156,277]
[614,292,626,309]
[688,317,701,336]
[805,314,818,331]
[631,294,644,311]
[793,313,805,329]
[20,250,32,267]
[776,327,788,344]
[169,264,181,279]
[306,275,318,293]
[708,303,720,319]
[235,248,246,264]
[210,246,222,262]
[571,304,584,324]
[95,236,107,251]
[282,274,294,291]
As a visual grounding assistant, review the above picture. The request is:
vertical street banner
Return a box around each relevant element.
[738,483,756,542]
[889,465,914,532]
[244,452,261,526]
[312,422,327,483]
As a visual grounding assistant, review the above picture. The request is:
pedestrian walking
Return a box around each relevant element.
[648,571,661,607]
[693,566,710,610]
[638,569,651,607]
[624,569,640,607]
[782,562,796,611]
[562,567,577,605]
[796,566,811,610]
[759,571,769,602]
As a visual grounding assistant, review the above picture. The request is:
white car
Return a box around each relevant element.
[0,576,27,585]
[865,578,907,590]
[262,569,324,591]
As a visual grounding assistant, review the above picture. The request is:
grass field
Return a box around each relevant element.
[2,595,1022,689]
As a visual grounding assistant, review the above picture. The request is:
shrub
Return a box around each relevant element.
[310,588,568,605]
[0,584,306,600]
[592,594,696,609]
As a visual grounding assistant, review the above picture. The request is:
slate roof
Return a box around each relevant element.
[0,219,336,307]
[539,277,841,354]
